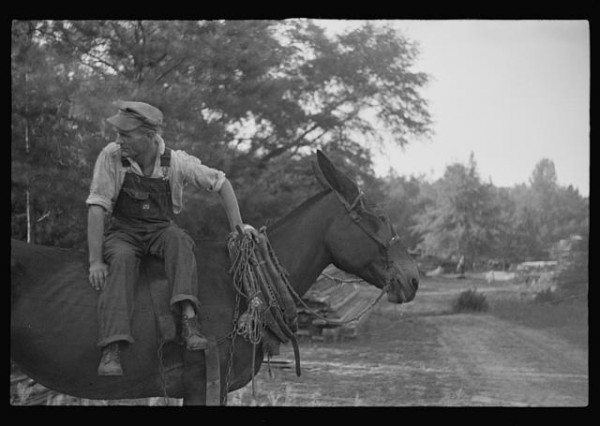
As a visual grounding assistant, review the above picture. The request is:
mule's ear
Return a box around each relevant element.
[312,157,331,189]
[316,150,360,201]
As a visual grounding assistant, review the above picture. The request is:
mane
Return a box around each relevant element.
[267,189,332,231]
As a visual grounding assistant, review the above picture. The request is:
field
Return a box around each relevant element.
[229,273,588,407]
[11,274,588,406]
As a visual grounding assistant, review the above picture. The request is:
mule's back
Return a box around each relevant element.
[11,239,107,395]
[10,238,240,399]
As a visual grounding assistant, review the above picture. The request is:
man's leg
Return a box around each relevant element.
[148,225,207,350]
[97,231,143,375]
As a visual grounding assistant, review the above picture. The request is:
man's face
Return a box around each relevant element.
[116,128,152,158]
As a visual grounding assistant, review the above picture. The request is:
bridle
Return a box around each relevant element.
[333,189,401,253]
[280,188,401,328]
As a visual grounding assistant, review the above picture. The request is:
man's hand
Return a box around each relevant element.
[234,224,259,240]
[89,261,109,291]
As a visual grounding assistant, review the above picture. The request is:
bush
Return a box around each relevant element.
[555,238,589,298]
[533,288,559,304]
[453,288,489,312]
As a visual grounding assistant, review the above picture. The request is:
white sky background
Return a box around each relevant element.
[316,20,590,196]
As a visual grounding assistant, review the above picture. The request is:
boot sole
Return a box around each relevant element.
[185,340,209,351]
[97,367,124,376]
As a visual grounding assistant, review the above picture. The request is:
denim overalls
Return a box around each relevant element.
[97,148,201,348]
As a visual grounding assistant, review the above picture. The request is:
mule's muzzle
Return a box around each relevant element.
[411,277,419,291]
[386,274,418,304]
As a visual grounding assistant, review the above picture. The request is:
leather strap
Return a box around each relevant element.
[333,190,399,250]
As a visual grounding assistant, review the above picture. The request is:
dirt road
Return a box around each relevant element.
[243,277,588,406]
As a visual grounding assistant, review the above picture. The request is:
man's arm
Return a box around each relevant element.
[175,150,255,235]
[88,204,109,290]
[218,179,256,236]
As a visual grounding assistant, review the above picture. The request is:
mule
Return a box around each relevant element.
[11,150,419,405]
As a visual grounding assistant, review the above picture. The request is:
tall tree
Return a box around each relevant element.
[487,186,542,262]
[412,154,498,267]
[507,159,589,258]
[529,158,559,245]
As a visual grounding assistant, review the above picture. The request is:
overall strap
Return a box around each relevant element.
[120,147,172,166]
[160,147,171,167]
[160,147,171,180]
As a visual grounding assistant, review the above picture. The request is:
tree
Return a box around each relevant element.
[507,159,589,258]
[379,172,427,250]
[12,21,93,249]
[412,154,498,267]
[529,159,559,245]
[487,186,543,262]
[11,19,433,244]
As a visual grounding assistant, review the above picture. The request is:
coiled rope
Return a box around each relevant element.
[226,227,301,396]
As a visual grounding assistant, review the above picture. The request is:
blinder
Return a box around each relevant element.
[333,190,400,252]
[331,189,401,294]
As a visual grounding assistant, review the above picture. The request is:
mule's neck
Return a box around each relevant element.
[267,191,336,298]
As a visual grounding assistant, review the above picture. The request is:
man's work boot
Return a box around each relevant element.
[97,342,123,376]
[181,314,209,351]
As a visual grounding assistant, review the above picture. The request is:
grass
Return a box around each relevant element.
[490,294,588,351]
[11,375,348,406]
[228,380,361,406]
[10,374,182,406]
[437,272,587,351]
[445,272,588,351]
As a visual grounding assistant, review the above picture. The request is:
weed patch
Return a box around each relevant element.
[452,289,489,312]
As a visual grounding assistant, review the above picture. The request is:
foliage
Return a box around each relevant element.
[12,21,94,249]
[11,19,588,265]
[492,185,545,261]
[411,153,499,265]
[505,160,589,260]
[554,234,588,298]
[526,159,588,251]
[378,172,429,250]
[533,288,559,304]
[399,154,588,268]
[11,19,432,247]
[452,289,489,312]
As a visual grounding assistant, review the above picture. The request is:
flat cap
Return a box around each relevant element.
[106,101,163,131]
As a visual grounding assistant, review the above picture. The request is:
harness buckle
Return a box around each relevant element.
[349,211,361,222]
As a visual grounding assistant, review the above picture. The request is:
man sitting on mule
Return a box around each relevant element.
[87,101,256,376]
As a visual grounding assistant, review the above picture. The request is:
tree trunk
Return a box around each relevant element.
[26,187,31,243]
[25,75,31,243]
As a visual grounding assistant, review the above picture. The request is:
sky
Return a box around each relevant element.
[316,20,590,196]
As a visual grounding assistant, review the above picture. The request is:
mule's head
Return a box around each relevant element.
[314,150,419,304]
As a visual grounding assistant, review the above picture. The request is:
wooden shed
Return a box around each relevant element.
[296,265,377,342]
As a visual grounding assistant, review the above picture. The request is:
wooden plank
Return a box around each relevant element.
[314,295,375,325]
[302,283,358,310]
[328,286,360,311]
